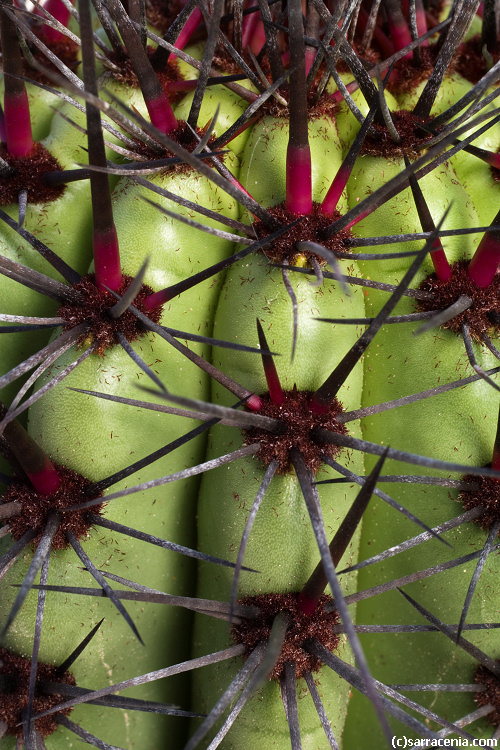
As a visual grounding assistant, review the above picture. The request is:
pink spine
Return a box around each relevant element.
[4,90,33,157]
[308,396,330,416]
[27,460,60,496]
[37,0,71,43]
[242,8,260,50]
[93,226,122,292]
[286,145,312,216]
[430,240,452,282]
[246,394,264,412]
[296,591,318,615]
[144,288,170,310]
[174,6,203,51]
[468,233,500,288]
[146,93,178,135]
[321,164,351,217]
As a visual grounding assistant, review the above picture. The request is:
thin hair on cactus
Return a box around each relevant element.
[161,9,500,363]
[0,0,253,314]
[51,220,500,750]
[0,620,103,749]
[2,0,203,148]
[85,0,500,328]
[432,400,500,644]
[340,130,500,750]
[0,55,281,732]
[0,21,278,429]
[391,588,500,740]
[310,118,500,407]
[70,226,482,489]
[0,0,102,412]
[310,530,500,745]
[0,615,202,749]
[71,215,500,589]
[0,236,277,431]
[0,401,255,645]
[320,10,500,740]
[27,491,500,747]
[0,15,298,748]
[20,453,480,749]
[29,0,257,171]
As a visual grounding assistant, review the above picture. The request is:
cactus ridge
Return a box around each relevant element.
[2,1,500,748]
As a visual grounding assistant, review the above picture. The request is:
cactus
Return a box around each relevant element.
[2,1,500,749]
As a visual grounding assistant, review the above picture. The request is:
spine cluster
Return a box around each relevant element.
[1,1,500,748]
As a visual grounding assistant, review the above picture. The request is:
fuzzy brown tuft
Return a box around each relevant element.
[145,0,184,35]
[257,89,339,122]
[460,474,500,531]
[0,648,76,737]
[23,36,80,83]
[107,46,184,93]
[417,260,500,339]
[233,593,340,680]
[253,202,351,265]
[455,35,500,85]
[211,44,272,78]
[244,388,347,475]
[386,45,442,96]
[5,464,104,549]
[0,142,65,205]
[58,273,163,355]
[475,662,500,726]
[360,110,433,159]
[131,119,221,169]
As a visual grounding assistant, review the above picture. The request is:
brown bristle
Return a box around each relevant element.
[244,388,347,475]
[58,273,163,355]
[360,110,433,159]
[0,142,65,205]
[131,120,220,167]
[233,593,340,680]
[145,0,183,35]
[5,464,104,550]
[460,474,500,531]
[253,202,351,265]
[0,648,76,737]
[386,45,439,95]
[212,44,272,78]
[455,34,500,85]
[257,89,338,121]
[24,36,80,84]
[475,662,500,726]
[417,260,500,339]
[107,45,184,98]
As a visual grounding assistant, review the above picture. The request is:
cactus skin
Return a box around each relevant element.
[2,2,500,749]
[193,256,365,749]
